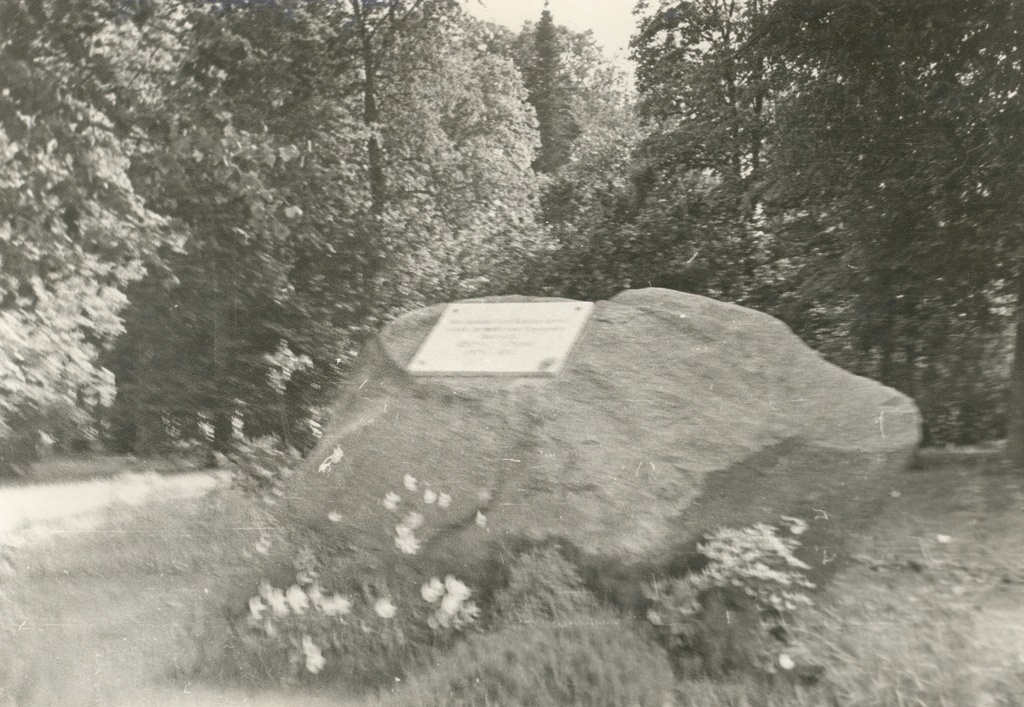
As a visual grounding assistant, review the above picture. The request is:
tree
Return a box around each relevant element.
[369,3,546,307]
[0,0,180,469]
[757,0,1024,447]
[625,0,779,301]
[489,11,642,299]
[523,5,581,174]
[104,0,548,455]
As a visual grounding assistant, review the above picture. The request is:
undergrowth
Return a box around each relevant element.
[387,611,674,707]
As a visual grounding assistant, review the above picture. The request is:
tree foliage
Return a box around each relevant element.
[625,0,778,301]
[758,0,1024,443]
[0,0,181,468]
[100,0,548,455]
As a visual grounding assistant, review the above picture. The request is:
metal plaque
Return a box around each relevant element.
[407,301,594,377]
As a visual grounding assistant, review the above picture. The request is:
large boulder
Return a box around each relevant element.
[280,289,920,594]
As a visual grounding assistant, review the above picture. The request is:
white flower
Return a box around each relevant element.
[383,491,401,510]
[423,489,437,504]
[936,534,952,544]
[444,576,471,603]
[401,511,424,530]
[440,593,462,618]
[403,474,418,491]
[395,526,421,555]
[475,511,487,528]
[306,583,323,607]
[302,634,326,674]
[778,653,796,671]
[248,595,266,619]
[437,493,451,508]
[286,584,309,614]
[261,584,289,617]
[327,511,343,523]
[374,598,397,619]
[421,577,444,603]
[255,535,271,555]
[320,593,352,618]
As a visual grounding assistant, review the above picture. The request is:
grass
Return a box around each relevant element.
[2,448,1024,705]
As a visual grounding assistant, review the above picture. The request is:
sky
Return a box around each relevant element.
[466,0,640,68]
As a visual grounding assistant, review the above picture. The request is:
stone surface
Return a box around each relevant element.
[281,289,921,590]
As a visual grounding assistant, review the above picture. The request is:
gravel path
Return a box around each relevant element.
[0,471,229,545]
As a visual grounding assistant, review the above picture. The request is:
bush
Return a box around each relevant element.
[392,611,674,707]
[490,546,599,627]
[646,521,816,677]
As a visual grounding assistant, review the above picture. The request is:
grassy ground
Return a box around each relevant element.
[2,449,1024,706]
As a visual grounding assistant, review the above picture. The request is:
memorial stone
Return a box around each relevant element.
[280,289,921,598]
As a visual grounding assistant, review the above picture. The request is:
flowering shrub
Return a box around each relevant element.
[646,518,816,675]
[421,575,481,633]
[235,471,490,684]
[242,568,481,683]
[693,520,815,613]
[378,473,455,556]
[246,579,355,675]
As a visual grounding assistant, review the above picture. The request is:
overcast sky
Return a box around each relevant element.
[466,0,639,68]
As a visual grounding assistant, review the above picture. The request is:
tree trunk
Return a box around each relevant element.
[1005,274,1024,469]
[356,4,386,215]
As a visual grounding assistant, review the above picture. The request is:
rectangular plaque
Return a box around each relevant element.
[408,301,594,376]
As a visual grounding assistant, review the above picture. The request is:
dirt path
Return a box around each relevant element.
[0,471,228,545]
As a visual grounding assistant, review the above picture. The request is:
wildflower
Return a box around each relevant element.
[444,575,471,602]
[421,577,444,603]
[248,595,266,619]
[778,653,796,671]
[401,511,424,530]
[327,511,343,523]
[374,598,397,619]
[423,489,437,504]
[440,592,462,618]
[437,492,452,508]
[936,534,952,544]
[395,525,421,555]
[302,635,326,674]
[255,535,271,555]
[475,510,487,528]
[403,474,418,491]
[262,584,289,617]
[286,584,309,614]
[383,491,401,510]
[320,593,352,618]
